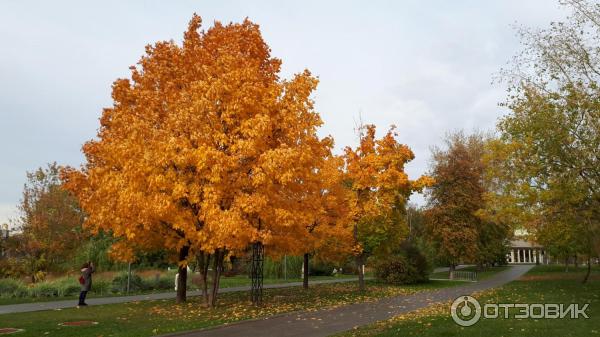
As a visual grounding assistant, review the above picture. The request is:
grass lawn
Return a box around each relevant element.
[0,274,357,306]
[0,279,457,337]
[341,265,600,337]
[429,265,510,281]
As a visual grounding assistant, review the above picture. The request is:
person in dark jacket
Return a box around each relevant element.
[78,261,94,306]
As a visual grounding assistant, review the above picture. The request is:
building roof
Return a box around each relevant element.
[510,239,542,248]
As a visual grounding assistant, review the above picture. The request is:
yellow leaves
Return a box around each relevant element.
[343,124,430,254]
[60,13,435,272]
[411,175,435,192]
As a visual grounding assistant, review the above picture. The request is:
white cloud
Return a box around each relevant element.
[0,0,568,209]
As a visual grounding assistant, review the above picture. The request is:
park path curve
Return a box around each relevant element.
[0,278,367,315]
[166,265,534,337]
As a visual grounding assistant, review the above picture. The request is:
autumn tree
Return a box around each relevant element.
[424,132,509,270]
[62,15,335,304]
[297,154,353,289]
[15,163,85,282]
[343,125,432,291]
[497,0,600,282]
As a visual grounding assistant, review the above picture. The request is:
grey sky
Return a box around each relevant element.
[0,1,567,226]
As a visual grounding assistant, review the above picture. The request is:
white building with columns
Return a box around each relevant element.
[507,229,549,264]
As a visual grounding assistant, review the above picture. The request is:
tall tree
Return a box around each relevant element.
[62,15,335,304]
[424,132,491,270]
[497,0,600,281]
[15,163,85,282]
[298,154,353,289]
[343,125,432,291]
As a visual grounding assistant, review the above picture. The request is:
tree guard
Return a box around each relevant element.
[250,241,264,305]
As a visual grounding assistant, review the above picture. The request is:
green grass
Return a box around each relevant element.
[0,274,356,305]
[342,265,600,337]
[0,279,457,337]
[429,265,510,281]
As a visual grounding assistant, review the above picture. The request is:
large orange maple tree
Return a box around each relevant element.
[62,15,334,304]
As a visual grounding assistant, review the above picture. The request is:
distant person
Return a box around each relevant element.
[78,261,94,307]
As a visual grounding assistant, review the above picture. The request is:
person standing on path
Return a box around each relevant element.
[78,261,94,307]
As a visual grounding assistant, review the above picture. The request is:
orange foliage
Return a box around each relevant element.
[61,15,336,266]
[343,125,433,254]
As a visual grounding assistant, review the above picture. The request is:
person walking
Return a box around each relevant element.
[78,261,94,307]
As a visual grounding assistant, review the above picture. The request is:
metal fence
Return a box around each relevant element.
[449,270,477,282]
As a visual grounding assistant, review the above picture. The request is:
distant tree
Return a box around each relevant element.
[15,163,85,282]
[424,132,503,270]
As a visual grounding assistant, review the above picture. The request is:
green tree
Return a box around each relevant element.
[498,0,600,282]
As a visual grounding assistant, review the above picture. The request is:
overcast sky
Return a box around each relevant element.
[0,1,568,226]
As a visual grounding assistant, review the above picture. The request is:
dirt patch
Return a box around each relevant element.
[0,328,23,335]
[59,321,99,327]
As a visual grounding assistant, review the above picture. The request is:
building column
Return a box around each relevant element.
[510,250,515,264]
[520,249,524,263]
[533,249,538,264]
[516,249,520,263]
[541,250,545,264]
[528,249,532,263]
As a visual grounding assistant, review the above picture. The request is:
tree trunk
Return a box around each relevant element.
[197,252,211,306]
[564,256,569,272]
[303,253,309,289]
[353,222,365,292]
[582,256,591,284]
[356,253,365,292]
[209,250,224,308]
[176,245,190,303]
[574,254,579,268]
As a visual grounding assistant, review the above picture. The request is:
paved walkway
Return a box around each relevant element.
[167,265,533,337]
[0,278,367,315]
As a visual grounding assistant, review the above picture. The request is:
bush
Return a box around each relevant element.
[309,260,335,276]
[0,278,28,298]
[260,256,303,279]
[91,279,111,295]
[52,279,81,297]
[29,283,60,298]
[142,274,173,291]
[58,283,80,297]
[0,259,26,279]
[156,275,174,290]
[111,272,144,293]
[373,241,430,284]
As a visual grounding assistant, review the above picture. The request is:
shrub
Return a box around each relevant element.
[142,274,173,291]
[260,256,303,279]
[0,278,28,298]
[51,279,81,297]
[58,283,81,297]
[339,259,358,275]
[29,283,60,298]
[91,279,111,295]
[373,241,430,284]
[111,272,144,293]
[0,259,26,279]
[155,275,174,290]
[309,260,335,276]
